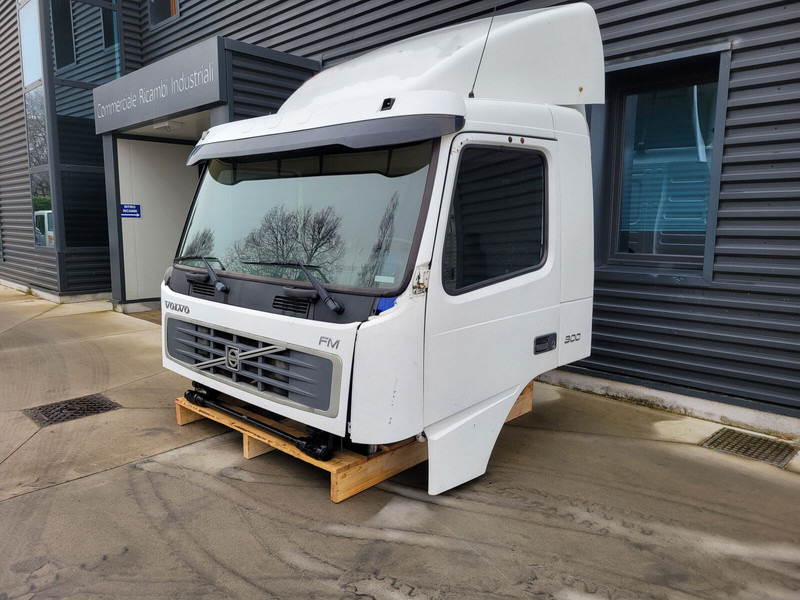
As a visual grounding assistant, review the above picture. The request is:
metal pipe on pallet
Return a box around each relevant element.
[183,388,333,461]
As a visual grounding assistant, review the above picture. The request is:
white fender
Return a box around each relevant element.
[424,385,521,494]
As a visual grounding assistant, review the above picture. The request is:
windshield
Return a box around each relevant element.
[178,140,433,291]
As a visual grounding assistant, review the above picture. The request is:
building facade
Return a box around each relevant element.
[3,0,799,417]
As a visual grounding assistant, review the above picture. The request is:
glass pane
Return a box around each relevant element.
[25,87,49,167]
[443,147,546,292]
[19,0,44,86]
[178,141,432,290]
[617,82,718,257]
[51,0,76,70]
[150,0,176,26]
[55,85,103,166]
[101,8,117,49]
[31,172,55,248]
[61,171,108,247]
[51,1,121,84]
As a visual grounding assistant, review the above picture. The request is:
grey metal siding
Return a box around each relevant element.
[128,0,520,66]
[63,247,112,293]
[113,0,798,414]
[583,0,800,414]
[121,1,143,72]
[228,44,318,120]
[55,2,120,85]
[0,0,780,410]
[0,1,58,291]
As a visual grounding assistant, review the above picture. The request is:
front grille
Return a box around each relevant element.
[272,295,311,316]
[191,281,215,297]
[166,318,335,413]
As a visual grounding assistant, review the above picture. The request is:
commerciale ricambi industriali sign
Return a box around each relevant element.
[93,37,226,134]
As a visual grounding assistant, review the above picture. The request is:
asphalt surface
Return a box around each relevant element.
[1,285,799,599]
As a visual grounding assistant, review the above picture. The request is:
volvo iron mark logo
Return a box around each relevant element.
[225,346,241,371]
[164,301,190,314]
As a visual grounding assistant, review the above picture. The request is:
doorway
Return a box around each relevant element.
[116,138,198,301]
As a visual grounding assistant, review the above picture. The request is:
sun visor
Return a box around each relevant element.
[187,114,465,165]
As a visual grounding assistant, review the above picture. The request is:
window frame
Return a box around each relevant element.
[148,0,179,30]
[101,6,118,50]
[51,0,77,72]
[441,142,549,296]
[597,45,731,279]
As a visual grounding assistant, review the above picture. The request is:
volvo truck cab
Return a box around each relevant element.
[162,3,604,494]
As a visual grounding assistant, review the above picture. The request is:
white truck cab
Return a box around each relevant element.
[162,3,604,494]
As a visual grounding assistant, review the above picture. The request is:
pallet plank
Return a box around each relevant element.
[175,379,531,503]
[176,401,206,425]
[506,381,534,423]
[331,439,428,503]
[243,434,274,459]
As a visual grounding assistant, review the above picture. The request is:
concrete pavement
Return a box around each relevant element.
[1,284,800,599]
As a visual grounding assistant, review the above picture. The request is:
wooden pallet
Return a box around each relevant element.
[175,381,533,502]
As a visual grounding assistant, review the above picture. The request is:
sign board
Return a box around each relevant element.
[93,37,226,134]
[121,204,142,218]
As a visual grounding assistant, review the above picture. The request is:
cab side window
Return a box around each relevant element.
[442,146,546,293]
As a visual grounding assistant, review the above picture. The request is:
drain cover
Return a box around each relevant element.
[702,427,798,468]
[23,394,122,427]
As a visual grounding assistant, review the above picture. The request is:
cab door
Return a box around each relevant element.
[423,132,562,491]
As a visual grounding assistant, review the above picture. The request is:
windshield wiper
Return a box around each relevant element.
[245,260,344,314]
[175,255,229,293]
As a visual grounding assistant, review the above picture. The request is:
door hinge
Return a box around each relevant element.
[412,267,431,295]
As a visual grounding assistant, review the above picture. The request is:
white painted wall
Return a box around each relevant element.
[117,139,197,300]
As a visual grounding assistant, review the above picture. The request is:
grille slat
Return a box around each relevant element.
[166,318,335,413]
[239,356,316,384]
[191,281,215,297]
[272,295,311,316]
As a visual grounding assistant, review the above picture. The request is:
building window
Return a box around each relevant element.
[443,146,546,294]
[51,0,76,70]
[31,173,55,248]
[150,0,178,28]
[101,7,117,49]
[24,87,49,167]
[607,54,725,267]
[19,0,44,86]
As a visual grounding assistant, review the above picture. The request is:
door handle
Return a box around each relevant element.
[534,333,557,355]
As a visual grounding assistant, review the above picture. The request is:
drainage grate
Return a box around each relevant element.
[23,394,122,427]
[702,427,798,468]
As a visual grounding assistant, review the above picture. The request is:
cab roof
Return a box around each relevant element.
[188,3,603,165]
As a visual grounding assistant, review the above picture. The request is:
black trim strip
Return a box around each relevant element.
[187,114,464,165]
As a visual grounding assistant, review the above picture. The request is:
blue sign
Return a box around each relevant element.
[121,204,142,218]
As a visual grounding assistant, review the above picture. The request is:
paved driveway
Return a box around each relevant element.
[1,285,799,599]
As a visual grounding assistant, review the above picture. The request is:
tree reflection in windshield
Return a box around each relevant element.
[226,205,344,281]
[183,228,215,258]
[177,140,433,290]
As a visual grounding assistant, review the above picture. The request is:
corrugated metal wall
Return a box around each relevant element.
[583,0,800,415]
[0,0,788,409]
[0,1,59,291]
[116,0,798,413]
[228,44,319,121]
